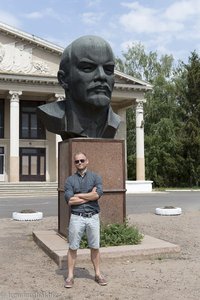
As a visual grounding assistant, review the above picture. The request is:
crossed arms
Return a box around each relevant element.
[68,187,99,206]
[64,172,103,206]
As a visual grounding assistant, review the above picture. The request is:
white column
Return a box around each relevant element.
[56,134,62,181]
[55,93,64,181]
[115,108,127,178]
[9,91,22,182]
[56,135,62,158]
[135,99,146,180]
[55,93,65,101]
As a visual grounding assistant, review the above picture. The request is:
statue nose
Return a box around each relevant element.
[94,66,106,81]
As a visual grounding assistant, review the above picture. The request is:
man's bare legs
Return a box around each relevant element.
[91,248,101,277]
[67,248,77,280]
[67,248,100,279]
[91,248,107,285]
[65,248,107,287]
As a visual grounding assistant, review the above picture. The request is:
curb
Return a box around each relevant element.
[33,230,181,269]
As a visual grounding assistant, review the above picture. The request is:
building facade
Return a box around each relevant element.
[0,22,152,183]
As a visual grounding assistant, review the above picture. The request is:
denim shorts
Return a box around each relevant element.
[68,213,100,250]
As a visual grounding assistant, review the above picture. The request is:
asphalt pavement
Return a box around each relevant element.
[0,191,200,219]
[126,191,200,214]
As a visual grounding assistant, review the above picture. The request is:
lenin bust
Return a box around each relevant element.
[37,35,121,140]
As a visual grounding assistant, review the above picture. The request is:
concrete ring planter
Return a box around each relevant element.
[12,211,43,221]
[155,207,182,216]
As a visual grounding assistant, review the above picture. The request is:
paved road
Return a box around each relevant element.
[0,191,200,218]
[126,191,200,214]
[0,196,58,219]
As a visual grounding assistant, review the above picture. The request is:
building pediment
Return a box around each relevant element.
[0,22,62,77]
[0,22,152,92]
[114,70,152,91]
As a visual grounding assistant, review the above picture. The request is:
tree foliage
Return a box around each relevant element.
[117,44,200,187]
[175,51,200,186]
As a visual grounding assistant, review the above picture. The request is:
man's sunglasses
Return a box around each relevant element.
[74,159,86,164]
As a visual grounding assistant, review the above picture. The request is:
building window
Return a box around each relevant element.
[0,100,4,138]
[19,147,46,181]
[20,101,46,139]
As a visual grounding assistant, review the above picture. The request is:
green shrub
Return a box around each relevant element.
[80,221,143,248]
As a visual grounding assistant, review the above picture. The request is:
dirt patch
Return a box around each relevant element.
[1,211,200,300]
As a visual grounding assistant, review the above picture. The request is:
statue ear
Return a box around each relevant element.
[57,70,69,90]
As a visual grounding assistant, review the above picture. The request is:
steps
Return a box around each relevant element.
[0,182,58,197]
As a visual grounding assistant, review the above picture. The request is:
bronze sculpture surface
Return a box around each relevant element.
[37,35,120,140]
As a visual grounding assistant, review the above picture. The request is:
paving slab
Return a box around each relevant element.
[33,230,181,269]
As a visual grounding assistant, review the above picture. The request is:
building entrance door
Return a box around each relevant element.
[20,148,46,181]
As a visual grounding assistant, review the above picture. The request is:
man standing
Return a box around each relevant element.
[64,151,107,288]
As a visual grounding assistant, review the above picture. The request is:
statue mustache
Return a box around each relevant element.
[87,83,112,94]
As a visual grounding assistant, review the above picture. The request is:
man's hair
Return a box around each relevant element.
[73,152,87,159]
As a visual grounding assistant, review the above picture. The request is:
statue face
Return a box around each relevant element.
[67,38,115,108]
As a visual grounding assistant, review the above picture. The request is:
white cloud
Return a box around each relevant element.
[120,39,140,53]
[86,0,102,7]
[191,19,200,39]
[120,1,139,9]
[164,0,200,21]
[23,8,64,22]
[146,34,173,50]
[43,35,66,48]
[120,35,173,58]
[81,12,104,25]
[195,42,200,53]
[25,11,43,19]
[119,2,183,34]
[0,10,21,28]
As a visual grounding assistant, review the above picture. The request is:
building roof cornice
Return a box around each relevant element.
[0,22,63,54]
[0,72,58,85]
[0,72,152,92]
[0,22,153,90]
[114,70,153,90]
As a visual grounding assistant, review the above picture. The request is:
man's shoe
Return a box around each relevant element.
[95,275,107,286]
[64,278,74,288]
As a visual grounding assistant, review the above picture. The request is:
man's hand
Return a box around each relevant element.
[68,196,87,206]
[69,186,99,206]
[75,186,99,201]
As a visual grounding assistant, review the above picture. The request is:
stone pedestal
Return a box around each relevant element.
[58,138,126,237]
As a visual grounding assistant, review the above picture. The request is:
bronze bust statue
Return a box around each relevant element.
[37,35,121,140]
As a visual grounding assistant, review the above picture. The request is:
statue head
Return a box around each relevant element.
[57,35,115,109]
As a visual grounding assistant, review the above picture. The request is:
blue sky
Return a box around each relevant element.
[0,0,200,63]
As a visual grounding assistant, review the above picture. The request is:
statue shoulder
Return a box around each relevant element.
[37,100,67,134]
[37,100,66,118]
[108,107,121,129]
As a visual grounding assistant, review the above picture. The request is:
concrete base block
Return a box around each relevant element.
[33,230,181,269]
[126,180,153,193]
[58,139,126,237]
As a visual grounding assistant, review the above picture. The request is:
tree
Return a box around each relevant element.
[175,51,200,186]
[117,44,200,187]
[116,43,181,186]
[116,42,174,82]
